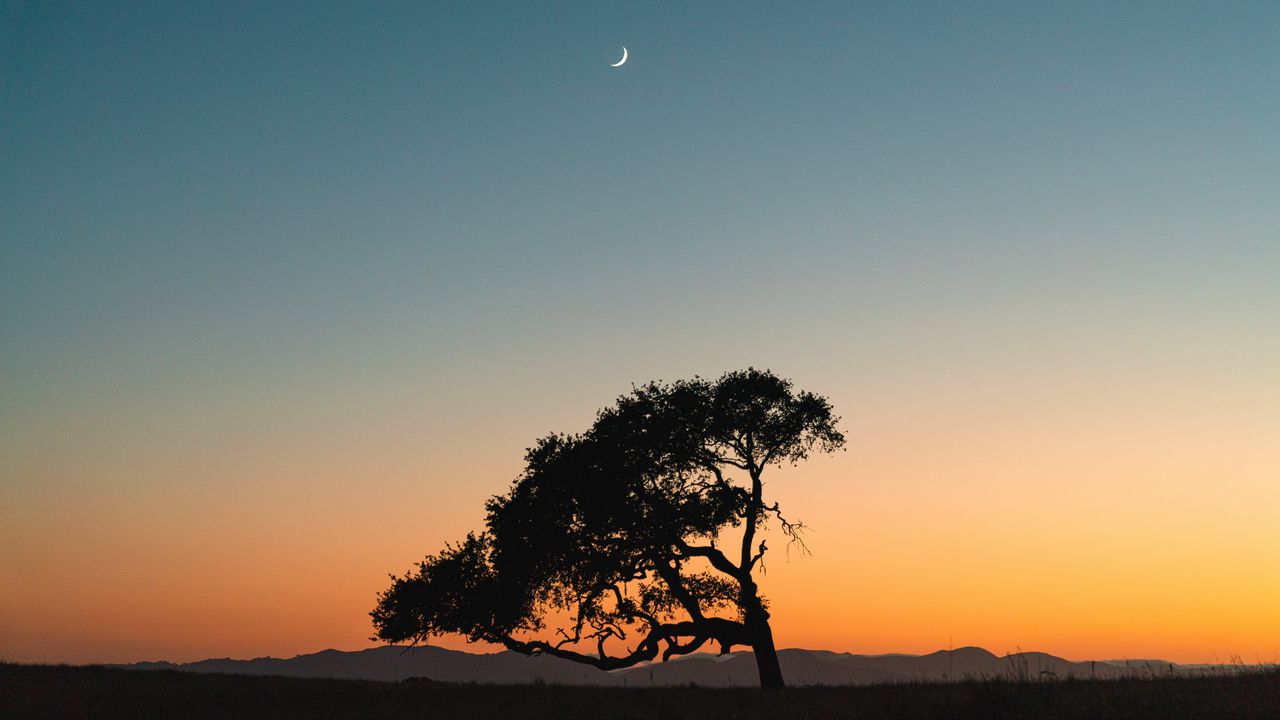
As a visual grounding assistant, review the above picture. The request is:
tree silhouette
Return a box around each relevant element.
[371,369,845,688]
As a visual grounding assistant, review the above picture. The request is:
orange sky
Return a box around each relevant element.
[4,356,1277,665]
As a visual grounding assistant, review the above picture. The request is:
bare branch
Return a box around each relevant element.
[662,634,709,661]
[748,540,768,573]
[673,541,744,580]
[764,501,811,558]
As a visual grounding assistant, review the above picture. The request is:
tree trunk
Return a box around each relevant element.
[747,611,785,688]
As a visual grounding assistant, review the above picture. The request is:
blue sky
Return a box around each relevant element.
[4,3,1276,410]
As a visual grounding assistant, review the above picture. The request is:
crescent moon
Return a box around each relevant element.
[610,47,628,67]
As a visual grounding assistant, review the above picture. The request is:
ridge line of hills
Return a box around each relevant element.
[102,645,1195,686]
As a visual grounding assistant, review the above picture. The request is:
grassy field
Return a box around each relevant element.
[3,662,1278,719]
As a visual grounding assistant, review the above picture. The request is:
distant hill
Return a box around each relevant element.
[103,645,1174,686]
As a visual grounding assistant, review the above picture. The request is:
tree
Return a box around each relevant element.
[371,368,845,688]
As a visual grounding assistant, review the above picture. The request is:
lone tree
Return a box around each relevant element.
[371,368,844,688]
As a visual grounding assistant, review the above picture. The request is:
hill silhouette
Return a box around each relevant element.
[105,646,1175,686]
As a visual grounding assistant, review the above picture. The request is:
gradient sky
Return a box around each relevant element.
[2,1,1278,665]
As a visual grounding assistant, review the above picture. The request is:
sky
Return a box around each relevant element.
[1,1,1278,665]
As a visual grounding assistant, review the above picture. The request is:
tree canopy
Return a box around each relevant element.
[371,368,845,687]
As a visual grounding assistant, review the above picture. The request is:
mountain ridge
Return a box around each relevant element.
[102,645,1181,686]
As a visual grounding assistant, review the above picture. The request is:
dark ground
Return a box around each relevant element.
[2,663,1277,719]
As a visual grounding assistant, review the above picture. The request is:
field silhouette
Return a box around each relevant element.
[5,661,1279,719]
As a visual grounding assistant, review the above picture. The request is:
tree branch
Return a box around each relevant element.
[609,585,658,627]
[740,462,763,572]
[500,618,750,670]
[662,634,709,661]
[673,541,744,580]
[748,540,768,572]
[764,501,811,557]
[653,561,705,620]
